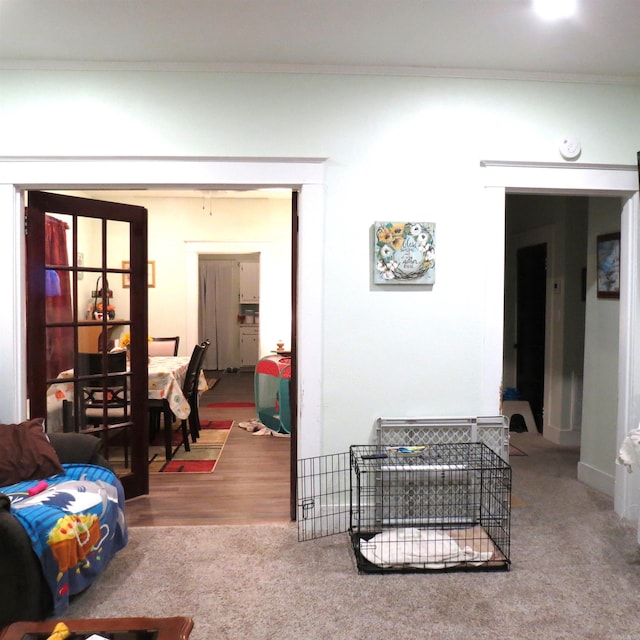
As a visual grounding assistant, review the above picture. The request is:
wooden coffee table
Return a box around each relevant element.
[0,617,193,640]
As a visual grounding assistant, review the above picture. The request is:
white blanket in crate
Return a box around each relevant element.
[360,527,494,569]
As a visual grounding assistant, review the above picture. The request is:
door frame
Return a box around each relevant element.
[504,224,554,437]
[482,160,639,523]
[0,157,325,467]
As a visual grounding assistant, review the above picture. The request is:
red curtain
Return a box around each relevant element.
[45,215,74,380]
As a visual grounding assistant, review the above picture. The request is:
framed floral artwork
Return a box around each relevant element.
[596,232,620,299]
[373,221,436,284]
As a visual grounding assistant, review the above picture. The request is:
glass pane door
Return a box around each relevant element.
[26,191,149,499]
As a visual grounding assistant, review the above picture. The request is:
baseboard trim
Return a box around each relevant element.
[543,424,581,447]
[577,461,614,497]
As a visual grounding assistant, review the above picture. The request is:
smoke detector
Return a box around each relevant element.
[559,137,581,160]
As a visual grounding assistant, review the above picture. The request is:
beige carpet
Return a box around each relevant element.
[59,431,640,640]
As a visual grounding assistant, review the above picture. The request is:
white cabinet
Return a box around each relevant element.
[239,262,259,303]
[239,326,259,367]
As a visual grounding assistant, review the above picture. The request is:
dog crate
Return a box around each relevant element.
[297,440,511,574]
[350,442,511,573]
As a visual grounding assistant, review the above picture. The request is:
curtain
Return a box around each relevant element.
[45,215,73,380]
[199,260,236,370]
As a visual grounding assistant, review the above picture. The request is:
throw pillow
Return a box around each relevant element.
[48,432,103,465]
[0,418,64,486]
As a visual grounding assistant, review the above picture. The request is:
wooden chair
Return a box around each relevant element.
[76,351,131,466]
[148,336,180,356]
[148,341,207,461]
[187,339,211,441]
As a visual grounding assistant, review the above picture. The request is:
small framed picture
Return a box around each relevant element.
[596,233,620,299]
[122,260,156,288]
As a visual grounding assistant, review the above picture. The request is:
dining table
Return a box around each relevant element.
[46,355,208,434]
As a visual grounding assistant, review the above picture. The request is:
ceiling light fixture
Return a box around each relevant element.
[533,0,577,20]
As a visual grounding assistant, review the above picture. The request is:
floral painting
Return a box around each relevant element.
[374,221,436,284]
[596,232,620,299]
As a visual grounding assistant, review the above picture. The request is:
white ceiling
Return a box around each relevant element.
[1,0,640,83]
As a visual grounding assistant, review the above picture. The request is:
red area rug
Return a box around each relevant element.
[206,402,255,408]
[162,459,217,473]
[201,420,233,429]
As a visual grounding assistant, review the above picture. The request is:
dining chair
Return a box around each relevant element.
[181,340,210,443]
[148,336,180,357]
[148,341,206,461]
[187,339,211,441]
[77,351,131,466]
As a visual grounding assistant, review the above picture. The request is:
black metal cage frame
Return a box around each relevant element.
[297,442,511,574]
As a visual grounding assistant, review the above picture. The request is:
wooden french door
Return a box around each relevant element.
[26,191,150,499]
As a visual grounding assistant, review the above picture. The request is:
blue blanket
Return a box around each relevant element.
[2,464,128,615]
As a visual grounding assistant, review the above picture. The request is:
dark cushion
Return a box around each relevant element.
[48,432,103,466]
[0,418,64,486]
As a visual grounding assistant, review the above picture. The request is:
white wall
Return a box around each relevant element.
[579,198,622,495]
[1,70,639,459]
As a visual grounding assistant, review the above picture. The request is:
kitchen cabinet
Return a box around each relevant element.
[239,326,259,367]
[239,262,259,303]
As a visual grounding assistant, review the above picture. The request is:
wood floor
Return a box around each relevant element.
[125,370,292,527]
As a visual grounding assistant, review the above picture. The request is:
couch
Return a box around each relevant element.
[0,430,121,628]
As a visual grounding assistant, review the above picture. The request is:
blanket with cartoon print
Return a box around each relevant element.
[1,463,128,615]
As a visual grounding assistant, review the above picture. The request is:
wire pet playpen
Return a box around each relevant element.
[297,416,511,573]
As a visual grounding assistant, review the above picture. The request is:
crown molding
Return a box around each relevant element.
[481,160,636,171]
[0,59,639,86]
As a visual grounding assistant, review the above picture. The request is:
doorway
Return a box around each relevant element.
[485,161,639,519]
[198,253,263,372]
[515,243,547,432]
[48,188,296,511]
[1,158,322,526]
[29,184,298,517]
[503,195,589,442]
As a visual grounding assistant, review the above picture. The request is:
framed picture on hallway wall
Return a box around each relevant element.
[122,260,156,288]
[596,232,620,299]
[373,221,436,284]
